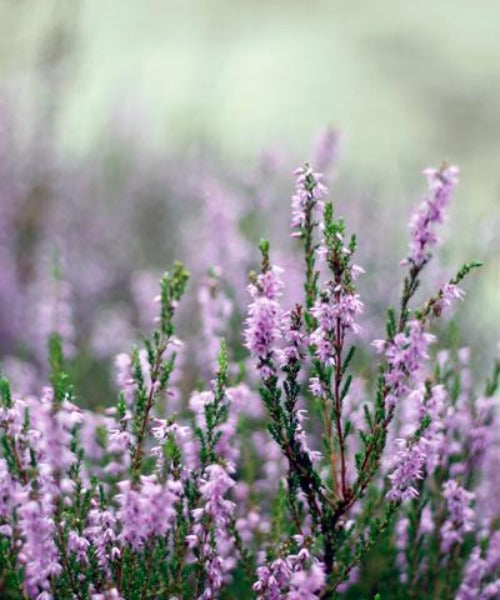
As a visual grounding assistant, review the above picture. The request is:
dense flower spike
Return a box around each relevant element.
[116,476,180,550]
[84,503,119,573]
[244,256,284,376]
[310,290,363,364]
[188,464,236,599]
[406,164,459,267]
[253,544,325,599]
[17,491,62,597]
[441,480,475,552]
[374,319,436,409]
[197,269,233,374]
[291,164,328,230]
[456,532,500,600]
[387,437,429,502]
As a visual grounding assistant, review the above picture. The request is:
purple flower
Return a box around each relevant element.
[374,320,435,408]
[309,376,326,397]
[0,458,17,519]
[291,165,328,231]
[116,475,179,550]
[188,464,236,600]
[26,389,83,483]
[151,419,197,471]
[197,271,233,374]
[84,502,119,573]
[295,410,322,465]
[433,283,465,315]
[395,517,409,582]
[405,165,459,268]
[287,562,325,599]
[441,480,475,552]
[68,530,90,565]
[114,353,136,407]
[281,308,308,364]
[456,532,500,600]
[254,559,292,600]
[387,437,429,502]
[253,543,325,599]
[91,589,123,600]
[18,494,62,597]
[310,290,363,364]
[244,266,284,374]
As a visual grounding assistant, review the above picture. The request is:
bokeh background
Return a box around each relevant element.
[1,0,499,404]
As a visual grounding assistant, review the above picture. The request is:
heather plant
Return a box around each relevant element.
[0,161,498,600]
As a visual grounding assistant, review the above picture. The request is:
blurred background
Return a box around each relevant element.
[0,0,499,404]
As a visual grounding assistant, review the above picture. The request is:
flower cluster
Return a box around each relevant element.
[188,465,236,599]
[406,164,459,267]
[456,532,500,600]
[254,542,325,600]
[0,160,496,600]
[310,290,363,364]
[374,320,436,409]
[440,480,475,552]
[291,164,328,230]
[244,259,284,376]
[387,437,430,502]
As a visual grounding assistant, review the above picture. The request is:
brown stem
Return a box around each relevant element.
[334,311,347,499]
[304,200,317,315]
[398,263,424,332]
[131,341,166,479]
[116,548,124,593]
[322,396,338,497]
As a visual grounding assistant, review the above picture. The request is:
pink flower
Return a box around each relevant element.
[406,165,459,267]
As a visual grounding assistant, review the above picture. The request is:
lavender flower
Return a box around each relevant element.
[18,492,62,597]
[0,458,15,519]
[291,165,328,230]
[281,307,308,364]
[455,531,500,599]
[374,320,436,409]
[287,562,326,599]
[244,264,284,375]
[188,464,236,599]
[197,270,233,374]
[67,530,90,565]
[29,388,83,477]
[437,283,465,311]
[116,475,179,550]
[310,290,363,364]
[84,502,119,573]
[253,558,292,600]
[406,165,459,268]
[90,589,123,600]
[387,437,430,502]
[253,543,325,599]
[441,480,475,552]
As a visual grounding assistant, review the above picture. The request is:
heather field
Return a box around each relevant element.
[0,2,499,599]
